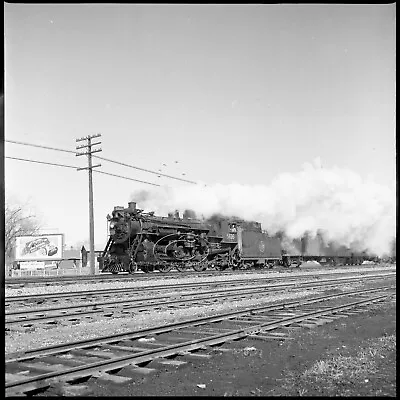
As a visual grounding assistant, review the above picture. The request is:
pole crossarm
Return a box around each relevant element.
[76,133,101,142]
[76,148,102,157]
[77,164,101,171]
[76,141,102,150]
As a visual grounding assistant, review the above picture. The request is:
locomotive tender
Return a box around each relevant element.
[98,201,377,274]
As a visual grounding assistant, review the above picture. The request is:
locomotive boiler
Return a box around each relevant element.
[98,201,287,274]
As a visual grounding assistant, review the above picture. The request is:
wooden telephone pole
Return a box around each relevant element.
[76,134,102,275]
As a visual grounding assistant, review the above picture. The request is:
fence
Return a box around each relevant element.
[8,266,95,278]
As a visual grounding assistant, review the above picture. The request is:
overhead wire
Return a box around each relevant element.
[5,156,77,169]
[95,154,197,184]
[5,156,161,187]
[5,139,197,184]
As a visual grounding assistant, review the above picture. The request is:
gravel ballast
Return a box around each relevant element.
[5,265,395,297]
[6,274,395,355]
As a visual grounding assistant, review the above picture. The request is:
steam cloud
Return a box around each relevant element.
[131,160,396,256]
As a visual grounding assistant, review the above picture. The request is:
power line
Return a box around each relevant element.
[5,139,197,184]
[5,156,161,186]
[95,170,160,186]
[6,139,76,154]
[95,155,197,184]
[5,156,77,169]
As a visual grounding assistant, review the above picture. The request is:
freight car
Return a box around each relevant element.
[98,202,289,274]
[279,233,372,267]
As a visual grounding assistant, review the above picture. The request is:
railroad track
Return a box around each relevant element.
[5,263,392,288]
[5,268,297,288]
[5,273,314,307]
[5,285,395,396]
[5,272,396,329]
[6,268,396,308]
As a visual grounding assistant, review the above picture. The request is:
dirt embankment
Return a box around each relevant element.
[71,292,396,397]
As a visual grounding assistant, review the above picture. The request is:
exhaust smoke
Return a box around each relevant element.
[131,160,395,256]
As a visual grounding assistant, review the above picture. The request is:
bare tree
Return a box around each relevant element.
[5,202,41,262]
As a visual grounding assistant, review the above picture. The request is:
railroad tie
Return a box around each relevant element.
[6,381,51,397]
[337,311,360,316]
[180,327,235,335]
[247,332,291,341]
[15,361,67,373]
[73,349,118,359]
[92,371,133,383]
[230,317,271,324]
[150,358,188,368]
[290,322,317,329]
[307,317,335,325]
[319,314,344,320]
[6,371,31,382]
[177,351,212,360]
[102,343,154,353]
[122,365,157,375]
[176,329,218,336]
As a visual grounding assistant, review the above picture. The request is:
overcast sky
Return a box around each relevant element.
[5,4,396,248]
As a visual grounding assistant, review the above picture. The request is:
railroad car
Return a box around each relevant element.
[280,232,370,266]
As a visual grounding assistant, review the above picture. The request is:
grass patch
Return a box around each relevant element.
[302,334,395,381]
[278,334,396,396]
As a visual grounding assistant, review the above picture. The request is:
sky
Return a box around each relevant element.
[4,4,396,251]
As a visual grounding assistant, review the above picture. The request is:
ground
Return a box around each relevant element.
[43,292,396,397]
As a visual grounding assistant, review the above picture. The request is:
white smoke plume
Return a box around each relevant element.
[131,160,396,256]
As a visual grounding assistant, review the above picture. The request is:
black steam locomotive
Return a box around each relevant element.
[98,202,386,274]
[98,201,288,274]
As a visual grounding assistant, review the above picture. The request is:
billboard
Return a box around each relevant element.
[15,234,64,261]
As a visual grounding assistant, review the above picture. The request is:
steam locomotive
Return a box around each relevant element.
[98,202,382,274]
[98,201,289,274]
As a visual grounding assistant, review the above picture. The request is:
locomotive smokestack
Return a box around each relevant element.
[128,202,137,210]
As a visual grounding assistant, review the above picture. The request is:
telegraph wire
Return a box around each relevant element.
[6,139,76,154]
[5,156,161,187]
[5,139,196,184]
[5,156,77,169]
[95,155,197,184]
[94,170,160,187]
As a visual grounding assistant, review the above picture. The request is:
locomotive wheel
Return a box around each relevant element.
[175,263,187,272]
[238,261,250,270]
[284,258,292,267]
[267,260,276,269]
[192,263,207,272]
[140,265,150,273]
[129,262,138,274]
[110,263,123,274]
[157,263,172,273]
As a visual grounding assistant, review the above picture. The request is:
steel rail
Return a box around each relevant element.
[6,271,396,313]
[4,268,286,286]
[6,285,394,363]
[5,273,395,326]
[5,264,392,287]
[5,270,396,304]
[5,286,394,393]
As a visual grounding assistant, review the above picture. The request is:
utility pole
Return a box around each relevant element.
[76,134,102,275]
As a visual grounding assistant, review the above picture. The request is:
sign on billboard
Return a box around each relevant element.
[15,234,64,261]
[20,261,46,270]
